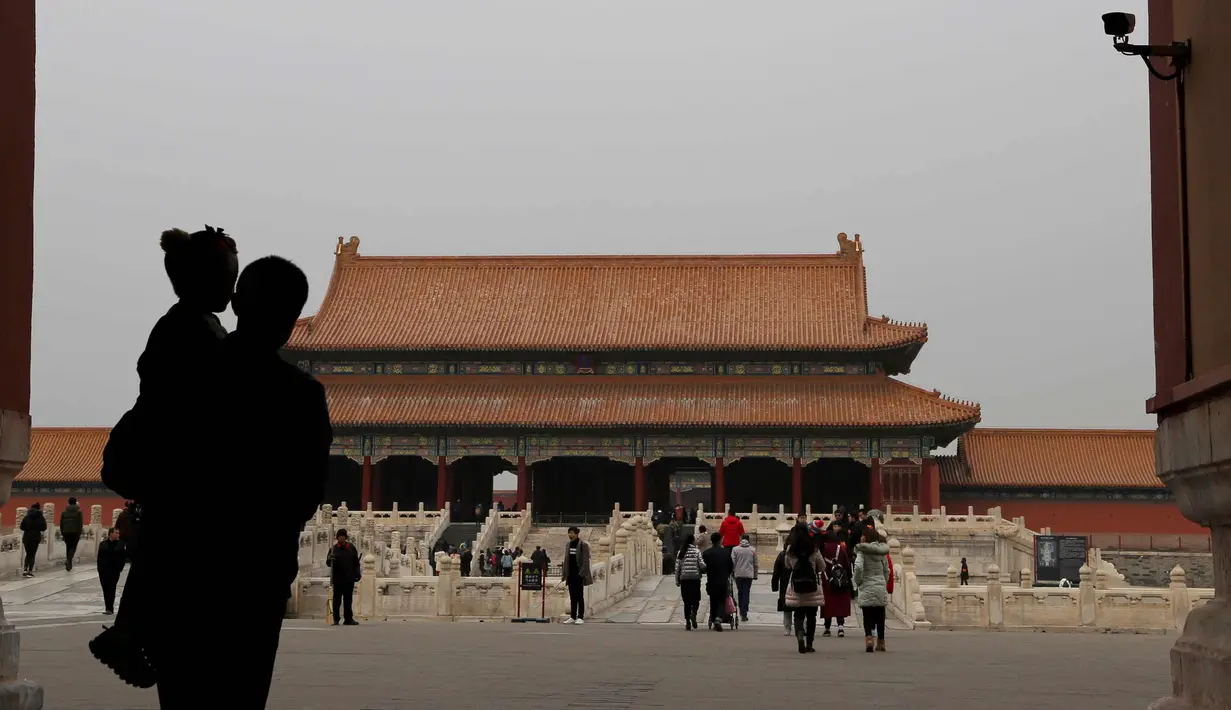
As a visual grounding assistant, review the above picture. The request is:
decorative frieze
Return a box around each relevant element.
[445,436,518,461]
[524,436,635,463]
[804,437,873,464]
[644,435,716,462]
[880,437,922,463]
[330,435,364,458]
[724,436,792,461]
[372,435,439,459]
[728,362,792,376]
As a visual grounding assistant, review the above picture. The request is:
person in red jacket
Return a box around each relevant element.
[719,512,745,549]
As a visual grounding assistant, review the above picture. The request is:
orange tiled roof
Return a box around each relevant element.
[322,374,979,429]
[17,427,110,483]
[287,234,927,353]
[942,428,1160,489]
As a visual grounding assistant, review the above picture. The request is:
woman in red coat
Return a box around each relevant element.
[820,525,853,637]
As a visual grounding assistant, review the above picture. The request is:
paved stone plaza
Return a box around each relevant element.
[1,570,1176,710]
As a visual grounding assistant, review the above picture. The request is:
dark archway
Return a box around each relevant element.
[646,457,713,513]
[802,458,870,514]
[451,456,512,521]
[725,457,791,511]
[377,455,438,511]
[324,456,362,508]
[531,457,633,519]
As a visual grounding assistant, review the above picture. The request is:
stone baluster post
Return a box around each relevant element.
[38,503,52,563]
[434,553,455,617]
[111,509,122,529]
[901,546,928,626]
[1078,564,1096,627]
[1169,565,1191,632]
[358,553,378,620]
[14,508,25,534]
[946,564,959,589]
[389,531,402,575]
[89,504,100,527]
[986,563,1003,629]
[336,502,349,534]
[1020,568,1033,588]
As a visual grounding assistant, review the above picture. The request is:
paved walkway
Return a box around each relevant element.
[0,566,123,624]
[17,615,1175,709]
[593,576,906,631]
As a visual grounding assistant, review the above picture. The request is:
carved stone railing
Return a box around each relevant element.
[288,513,661,621]
[2,503,110,576]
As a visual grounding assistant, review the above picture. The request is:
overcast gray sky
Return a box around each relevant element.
[32,1,1154,436]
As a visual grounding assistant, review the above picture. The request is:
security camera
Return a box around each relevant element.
[1102,12,1136,38]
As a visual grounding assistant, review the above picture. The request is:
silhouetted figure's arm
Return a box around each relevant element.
[292,379,333,526]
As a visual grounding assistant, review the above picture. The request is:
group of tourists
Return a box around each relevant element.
[671,507,895,654]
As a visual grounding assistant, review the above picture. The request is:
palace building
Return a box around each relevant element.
[285,233,981,520]
[8,234,1204,539]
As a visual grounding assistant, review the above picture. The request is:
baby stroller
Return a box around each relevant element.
[722,573,740,630]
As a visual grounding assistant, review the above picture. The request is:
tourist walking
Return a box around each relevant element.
[561,526,593,624]
[960,557,970,585]
[96,527,126,615]
[460,545,473,576]
[719,510,745,550]
[783,523,824,653]
[731,534,757,622]
[820,527,852,637]
[19,502,46,577]
[328,529,361,626]
[696,525,711,552]
[770,534,793,635]
[674,533,704,630]
[60,496,84,571]
[854,525,892,652]
[701,532,734,631]
[501,548,514,577]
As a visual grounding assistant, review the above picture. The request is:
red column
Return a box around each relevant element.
[791,457,803,513]
[436,456,448,510]
[634,456,646,510]
[361,455,372,508]
[713,457,725,512]
[516,456,528,510]
[921,458,940,512]
[869,458,884,511]
[370,461,382,510]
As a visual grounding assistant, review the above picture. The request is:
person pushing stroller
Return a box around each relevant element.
[701,532,734,631]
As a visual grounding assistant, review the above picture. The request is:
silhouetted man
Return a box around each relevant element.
[153,256,332,708]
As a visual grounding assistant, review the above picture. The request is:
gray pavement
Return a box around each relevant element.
[17,613,1175,709]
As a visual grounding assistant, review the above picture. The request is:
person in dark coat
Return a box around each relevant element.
[770,541,791,635]
[700,532,734,631]
[19,503,47,577]
[820,528,853,637]
[960,557,970,585]
[96,527,127,614]
[460,546,473,577]
[60,496,84,571]
[327,529,362,626]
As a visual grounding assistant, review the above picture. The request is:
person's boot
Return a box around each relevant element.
[796,629,806,654]
[837,624,845,638]
[822,627,832,637]
[876,638,886,652]
[865,635,875,653]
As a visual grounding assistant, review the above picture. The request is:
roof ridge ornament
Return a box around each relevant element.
[836,232,862,260]
[336,236,361,260]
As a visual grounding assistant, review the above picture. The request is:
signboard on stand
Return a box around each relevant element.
[512,563,549,623]
[1034,535,1087,586]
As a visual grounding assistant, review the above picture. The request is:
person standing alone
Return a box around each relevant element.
[19,502,46,578]
[327,529,361,626]
[719,510,745,551]
[60,496,84,571]
[96,527,126,614]
[731,533,758,622]
[561,526,593,624]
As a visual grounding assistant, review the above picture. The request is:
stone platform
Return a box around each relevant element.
[17,611,1174,709]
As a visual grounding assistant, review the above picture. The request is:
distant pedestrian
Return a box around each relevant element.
[674,533,704,630]
[783,523,824,654]
[731,534,758,622]
[561,527,593,624]
[20,502,47,578]
[501,549,514,577]
[701,532,734,631]
[854,524,891,652]
[96,527,127,614]
[696,525,710,552]
[719,511,745,550]
[326,529,361,626]
[60,496,84,571]
[460,546,473,577]
[960,557,970,585]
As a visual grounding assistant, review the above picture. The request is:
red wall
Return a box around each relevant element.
[2,493,127,527]
[945,497,1206,536]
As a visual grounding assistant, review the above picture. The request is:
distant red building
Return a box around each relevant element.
[939,428,1203,537]
[6,428,124,524]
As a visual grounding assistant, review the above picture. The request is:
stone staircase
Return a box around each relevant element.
[520,525,607,569]
[440,522,480,550]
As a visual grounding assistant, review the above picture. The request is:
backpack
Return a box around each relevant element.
[825,549,848,593]
[790,556,819,595]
